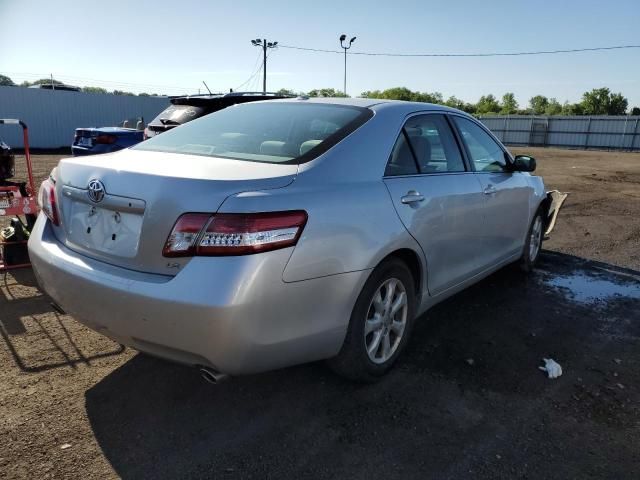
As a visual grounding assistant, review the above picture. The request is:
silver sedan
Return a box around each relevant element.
[29,98,561,382]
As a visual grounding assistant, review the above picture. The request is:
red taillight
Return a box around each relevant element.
[94,134,117,144]
[38,179,60,226]
[162,213,211,257]
[163,211,308,257]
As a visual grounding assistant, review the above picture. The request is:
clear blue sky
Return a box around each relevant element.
[1,0,638,107]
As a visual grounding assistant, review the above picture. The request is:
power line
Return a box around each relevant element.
[278,43,640,57]
[233,50,264,91]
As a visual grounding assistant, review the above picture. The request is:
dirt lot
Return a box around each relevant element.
[513,147,640,271]
[1,148,639,479]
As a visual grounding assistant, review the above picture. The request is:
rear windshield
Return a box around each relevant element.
[149,104,206,127]
[134,102,372,164]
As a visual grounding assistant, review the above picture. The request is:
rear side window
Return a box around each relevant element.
[385,132,419,176]
[452,116,507,173]
[134,102,372,164]
[385,114,465,176]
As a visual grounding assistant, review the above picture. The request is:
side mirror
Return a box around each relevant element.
[511,155,536,172]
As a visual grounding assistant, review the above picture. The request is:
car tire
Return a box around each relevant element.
[519,209,544,273]
[328,258,416,382]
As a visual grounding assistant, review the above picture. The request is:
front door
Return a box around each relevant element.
[451,115,533,265]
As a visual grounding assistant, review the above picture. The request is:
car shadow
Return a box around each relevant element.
[85,251,640,479]
[0,270,125,373]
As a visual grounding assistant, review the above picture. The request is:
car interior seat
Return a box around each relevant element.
[299,140,322,156]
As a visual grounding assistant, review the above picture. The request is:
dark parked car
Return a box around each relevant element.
[144,91,291,139]
[72,127,144,156]
[29,83,81,92]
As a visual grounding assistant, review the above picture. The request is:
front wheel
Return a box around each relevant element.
[328,258,416,382]
[519,210,544,272]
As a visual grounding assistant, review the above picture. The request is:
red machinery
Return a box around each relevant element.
[0,119,38,271]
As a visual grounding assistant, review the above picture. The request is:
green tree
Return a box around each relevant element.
[413,91,443,104]
[462,103,478,115]
[31,78,64,86]
[476,94,500,114]
[360,90,380,98]
[82,86,108,94]
[448,97,476,113]
[365,87,413,101]
[19,78,65,87]
[529,95,549,115]
[500,93,518,114]
[360,87,442,103]
[113,90,135,96]
[544,98,562,116]
[307,88,348,98]
[631,107,640,116]
[0,74,15,86]
[580,88,628,115]
[445,96,465,110]
[608,92,628,115]
[561,102,584,115]
[275,88,297,96]
[581,87,611,115]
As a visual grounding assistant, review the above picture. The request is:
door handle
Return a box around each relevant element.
[483,185,497,195]
[401,191,425,204]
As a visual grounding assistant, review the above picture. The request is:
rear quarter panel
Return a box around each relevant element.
[220,179,423,283]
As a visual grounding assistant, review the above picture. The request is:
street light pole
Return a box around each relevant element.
[339,34,356,96]
[251,38,278,93]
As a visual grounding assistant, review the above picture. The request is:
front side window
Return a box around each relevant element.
[452,116,507,173]
[134,102,372,164]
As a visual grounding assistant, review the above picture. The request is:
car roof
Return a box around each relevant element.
[267,96,464,115]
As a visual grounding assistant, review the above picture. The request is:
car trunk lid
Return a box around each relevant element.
[53,149,297,274]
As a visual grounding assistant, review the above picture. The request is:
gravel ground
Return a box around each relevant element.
[1,148,639,479]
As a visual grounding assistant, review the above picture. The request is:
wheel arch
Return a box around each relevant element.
[379,248,424,299]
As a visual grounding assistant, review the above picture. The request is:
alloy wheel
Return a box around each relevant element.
[364,278,408,364]
[529,215,543,261]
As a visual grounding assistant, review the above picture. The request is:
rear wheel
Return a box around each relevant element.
[519,210,544,272]
[328,258,416,382]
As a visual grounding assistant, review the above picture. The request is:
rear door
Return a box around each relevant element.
[450,115,532,265]
[383,113,486,296]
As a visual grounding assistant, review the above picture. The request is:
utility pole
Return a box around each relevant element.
[251,38,278,93]
[339,34,356,95]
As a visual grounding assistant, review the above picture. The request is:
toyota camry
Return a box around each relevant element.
[28,98,563,382]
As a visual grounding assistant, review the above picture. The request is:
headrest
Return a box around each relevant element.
[299,139,322,155]
[260,141,286,155]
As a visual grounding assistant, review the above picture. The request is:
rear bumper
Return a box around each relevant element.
[28,215,368,375]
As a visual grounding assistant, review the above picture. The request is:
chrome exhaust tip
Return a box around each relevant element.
[198,366,229,385]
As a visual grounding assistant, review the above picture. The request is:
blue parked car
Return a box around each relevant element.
[71,127,144,156]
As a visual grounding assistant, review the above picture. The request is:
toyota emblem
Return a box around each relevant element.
[87,179,105,203]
